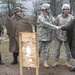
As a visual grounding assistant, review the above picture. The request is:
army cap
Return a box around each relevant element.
[14,7,22,13]
[41,3,50,10]
[62,4,70,10]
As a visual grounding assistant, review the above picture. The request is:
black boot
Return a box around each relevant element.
[70,66,75,72]
[0,54,4,65]
[11,59,18,65]
[0,61,4,65]
[11,53,18,65]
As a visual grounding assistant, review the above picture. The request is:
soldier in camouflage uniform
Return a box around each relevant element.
[0,21,4,65]
[0,53,4,65]
[37,3,57,68]
[52,4,74,67]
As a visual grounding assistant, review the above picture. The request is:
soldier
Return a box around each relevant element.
[37,3,58,68]
[52,4,74,67]
[7,7,33,65]
[60,18,75,72]
[0,21,4,65]
[0,52,4,65]
[0,23,4,36]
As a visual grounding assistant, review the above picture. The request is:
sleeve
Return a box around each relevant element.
[61,17,74,30]
[54,16,59,26]
[38,16,56,29]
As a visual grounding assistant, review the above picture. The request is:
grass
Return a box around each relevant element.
[39,39,71,66]
[0,27,73,66]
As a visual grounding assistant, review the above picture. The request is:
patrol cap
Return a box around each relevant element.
[41,3,50,10]
[14,7,22,13]
[62,4,70,10]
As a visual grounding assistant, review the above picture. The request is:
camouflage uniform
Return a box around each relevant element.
[0,23,4,36]
[55,12,74,61]
[37,12,55,60]
[37,3,57,68]
[0,22,4,65]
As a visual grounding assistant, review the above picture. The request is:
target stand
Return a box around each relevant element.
[19,32,39,75]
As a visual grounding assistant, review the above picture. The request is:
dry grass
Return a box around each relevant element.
[0,27,74,66]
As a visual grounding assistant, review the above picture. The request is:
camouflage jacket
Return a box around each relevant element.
[0,24,4,35]
[37,13,55,41]
[55,14,74,41]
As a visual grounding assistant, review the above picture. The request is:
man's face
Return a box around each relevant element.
[47,8,50,13]
[62,9,70,14]
[16,11,22,16]
[45,8,51,14]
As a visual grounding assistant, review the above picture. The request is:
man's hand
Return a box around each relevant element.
[55,26,62,30]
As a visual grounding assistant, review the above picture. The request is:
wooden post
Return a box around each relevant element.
[19,32,39,75]
[36,33,39,75]
[19,33,23,75]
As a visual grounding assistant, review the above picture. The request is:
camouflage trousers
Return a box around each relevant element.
[39,41,51,60]
[54,39,71,61]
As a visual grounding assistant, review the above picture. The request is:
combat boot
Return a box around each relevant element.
[70,66,75,72]
[11,56,18,65]
[0,61,4,65]
[11,59,18,65]
[43,60,49,68]
[52,61,59,67]
[11,53,18,65]
[0,55,4,65]
[64,61,72,68]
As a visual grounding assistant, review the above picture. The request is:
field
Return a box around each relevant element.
[0,27,75,75]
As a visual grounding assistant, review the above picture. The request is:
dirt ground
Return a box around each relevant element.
[0,38,75,75]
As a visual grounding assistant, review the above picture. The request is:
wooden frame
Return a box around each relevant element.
[19,32,39,75]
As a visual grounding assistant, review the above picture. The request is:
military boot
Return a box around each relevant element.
[0,55,4,65]
[43,60,49,68]
[0,61,4,65]
[11,59,18,65]
[11,55,18,65]
[70,66,75,72]
[64,61,72,68]
[11,53,18,65]
[52,61,59,67]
